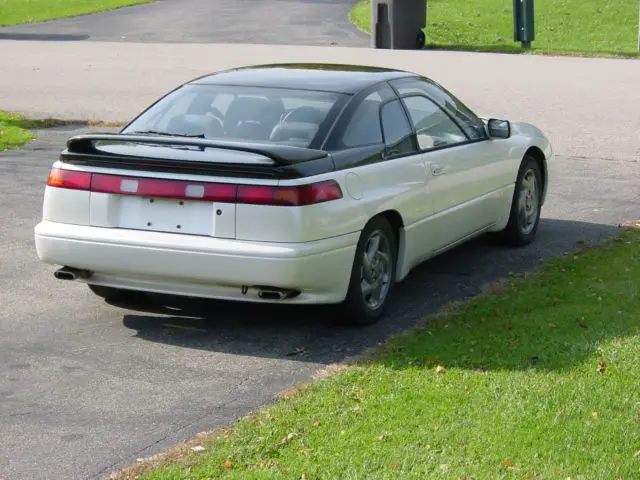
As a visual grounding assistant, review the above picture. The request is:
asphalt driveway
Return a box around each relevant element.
[0,0,369,46]
[1,127,638,479]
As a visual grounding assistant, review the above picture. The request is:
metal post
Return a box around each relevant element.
[513,0,534,48]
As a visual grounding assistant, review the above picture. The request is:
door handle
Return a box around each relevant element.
[431,164,447,176]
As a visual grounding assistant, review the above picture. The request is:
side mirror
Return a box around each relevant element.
[487,118,511,139]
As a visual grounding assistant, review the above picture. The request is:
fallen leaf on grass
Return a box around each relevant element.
[277,432,297,446]
[591,411,598,418]
[300,473,307,480]
[575,317,589,329]
[597,361,607,375]
[224,460,232,470]
[435,365,446,374]
[190,445,205,453]
[634,449,640,457]
[432,424,439,431]
[297,448,310,457]
[391,463,398,471]
[312,417,320,426]
[375,435,385,441]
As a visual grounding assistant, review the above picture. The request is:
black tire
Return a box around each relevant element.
[341,217,397,326]
[416,30,426,49]
[500,155,543,246]
[88,284,146,303]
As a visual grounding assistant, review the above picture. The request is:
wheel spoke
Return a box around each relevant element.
[367,235,380,259]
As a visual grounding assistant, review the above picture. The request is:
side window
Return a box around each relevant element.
[390,78,486,140]
[401,95,467,150]
[341,91,383,148]
[380,99,415,156]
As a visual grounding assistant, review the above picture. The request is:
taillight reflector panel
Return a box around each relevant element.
[46,168,343,206]
[237,181,342,206]
[90,174,237,203]
[46,168,92,190]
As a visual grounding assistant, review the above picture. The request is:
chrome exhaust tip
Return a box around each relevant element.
[257,287,299,300]
[54,267,93,281]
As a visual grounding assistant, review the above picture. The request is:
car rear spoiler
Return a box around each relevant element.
[65,134,329,165]
[60,133,335,180]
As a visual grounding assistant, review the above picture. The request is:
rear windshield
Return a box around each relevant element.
[122,84,348,148]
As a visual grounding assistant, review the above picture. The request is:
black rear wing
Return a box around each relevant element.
[60,134,334,180]
[65,134,329,165]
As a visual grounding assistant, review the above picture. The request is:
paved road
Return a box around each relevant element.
[1,41,639,480]
[1,41,638,162]
[0,0,368,46]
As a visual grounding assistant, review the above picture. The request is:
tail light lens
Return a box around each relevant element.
[46,168,343,206]
[237,180,343,206]
[46,168,92,190]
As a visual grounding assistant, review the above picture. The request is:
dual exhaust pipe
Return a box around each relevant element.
[55,268,298,301]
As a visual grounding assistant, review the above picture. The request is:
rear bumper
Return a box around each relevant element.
[34,221,359,304]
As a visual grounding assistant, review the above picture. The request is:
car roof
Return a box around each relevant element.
[189,63,418,95]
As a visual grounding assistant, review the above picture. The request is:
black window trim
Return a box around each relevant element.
[377,97,419,160]
[397,92,489,154]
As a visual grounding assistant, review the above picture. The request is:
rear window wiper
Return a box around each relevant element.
[125,130,205,138]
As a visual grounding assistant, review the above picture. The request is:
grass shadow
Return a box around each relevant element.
[0,33,89,41]
[423,42,640,58]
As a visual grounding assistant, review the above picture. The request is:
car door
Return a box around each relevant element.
[390,77,513,251]
[325,84,437,277]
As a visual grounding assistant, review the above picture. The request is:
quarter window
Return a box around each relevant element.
[401,95,467,150]
[341,91,384,148]
[380,99,415,156]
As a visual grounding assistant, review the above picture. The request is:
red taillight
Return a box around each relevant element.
[91,174,237,202]
[46,168,342,206]
[46,168,92,190]
[237,180,342,206]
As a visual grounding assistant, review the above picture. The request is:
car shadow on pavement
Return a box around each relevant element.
[120,218,620,366]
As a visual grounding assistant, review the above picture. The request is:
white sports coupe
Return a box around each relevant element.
[34,63,552,325]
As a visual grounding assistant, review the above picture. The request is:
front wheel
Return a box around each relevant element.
[341,217,397,326]
[501,155,543,246]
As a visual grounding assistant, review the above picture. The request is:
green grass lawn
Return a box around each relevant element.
[0,0,157,26]
[0,110,36,150]
[0,110,121,150]
[115,226,640,480]
[350,0,640,57]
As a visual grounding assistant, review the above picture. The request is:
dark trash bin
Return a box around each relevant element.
[513,0,535,48]
[371,0,427,50]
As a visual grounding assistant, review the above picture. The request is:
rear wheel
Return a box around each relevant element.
[342,217,397,326]
[88,284,146,303]
[500,155,543,246]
